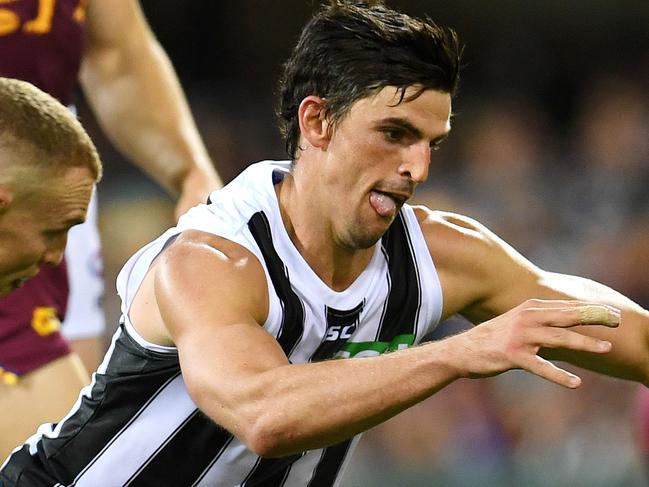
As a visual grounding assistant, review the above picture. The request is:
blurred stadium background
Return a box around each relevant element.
[82,1,649,485]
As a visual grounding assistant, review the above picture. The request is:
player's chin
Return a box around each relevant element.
[346,223,389,249]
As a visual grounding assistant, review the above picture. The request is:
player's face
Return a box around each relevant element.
[321,86,451,248]
[0,166,94,296]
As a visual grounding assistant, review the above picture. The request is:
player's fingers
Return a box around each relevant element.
[518,299,613,309]
[520,355,582,389]
[576,304,621,325]
[525,304,620,328]
[536,327,612,353]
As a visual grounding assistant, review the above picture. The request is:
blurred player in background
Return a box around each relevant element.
[0,0,222,459]
[3,2,649,485]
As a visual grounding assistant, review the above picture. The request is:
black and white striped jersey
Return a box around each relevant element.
[5,160,444,487]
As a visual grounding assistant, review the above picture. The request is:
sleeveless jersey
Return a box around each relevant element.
[0,0,104,377]
[1,161,444,487]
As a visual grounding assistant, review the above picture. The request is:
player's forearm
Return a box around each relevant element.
[80,37,221,199]
[188,339,462,458]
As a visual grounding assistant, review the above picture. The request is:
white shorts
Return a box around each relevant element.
[61,189,105,341]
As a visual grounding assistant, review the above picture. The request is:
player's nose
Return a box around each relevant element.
[399,143,430,183]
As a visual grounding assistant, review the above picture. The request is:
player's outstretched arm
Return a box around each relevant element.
[127,230,622,458]
[80,0,221,217]
[417,208,649,386]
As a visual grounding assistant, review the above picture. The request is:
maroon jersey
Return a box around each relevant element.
[0,0,87,105]
[0,0,87,375]
[0,263,70,376]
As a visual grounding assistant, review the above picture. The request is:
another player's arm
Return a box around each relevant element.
[80,0,221,216]
[418,208,649,385]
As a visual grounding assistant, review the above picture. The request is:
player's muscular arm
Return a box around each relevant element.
[142,231,502,458]
[138,228,622,457]
[416,207,649,385]
[80,0,220,214]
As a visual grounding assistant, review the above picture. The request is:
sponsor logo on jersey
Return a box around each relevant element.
[333,333,415,359]
[32,306,62,336]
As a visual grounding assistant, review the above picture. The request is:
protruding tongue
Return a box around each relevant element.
[369,191,397,218]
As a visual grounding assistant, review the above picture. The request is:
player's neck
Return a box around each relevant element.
[275,174,374,292]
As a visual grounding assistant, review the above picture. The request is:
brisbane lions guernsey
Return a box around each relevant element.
[4,161,444,487]
[0,0,86,105]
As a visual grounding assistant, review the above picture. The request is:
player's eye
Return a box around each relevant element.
[382,127,405,142]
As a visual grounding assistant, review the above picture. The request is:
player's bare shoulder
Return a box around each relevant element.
[412,207,496,266]
[158,230,269,321]
[131,230,269,346]
[163,230,260,271]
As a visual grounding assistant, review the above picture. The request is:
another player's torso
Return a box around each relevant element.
[0,263,70,379]
[0,0,87,104]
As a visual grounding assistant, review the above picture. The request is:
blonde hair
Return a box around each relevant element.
[0,77,102,182]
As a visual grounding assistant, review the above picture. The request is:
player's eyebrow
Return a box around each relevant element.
[377,117,422,137]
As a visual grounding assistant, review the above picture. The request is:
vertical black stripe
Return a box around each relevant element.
[309,300,365,362]
[125,410,233,486]
[402,213,423,335]
[241,454,302,487]
[248,211,305,356]
[40,326,181,484]
[377,212,421,341]
[307,440,353,487]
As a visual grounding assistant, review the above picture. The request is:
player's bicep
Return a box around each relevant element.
[152,233,289,418]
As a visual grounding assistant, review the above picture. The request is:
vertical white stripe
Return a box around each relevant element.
[74,375,196,487]
[282,449,325,487]
[193,439,259,487]
[332,436,362,487]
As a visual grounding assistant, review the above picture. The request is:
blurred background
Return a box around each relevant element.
[81,1,649,485]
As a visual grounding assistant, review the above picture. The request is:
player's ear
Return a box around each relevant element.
[298,96,331,151]
[0,185,14,213]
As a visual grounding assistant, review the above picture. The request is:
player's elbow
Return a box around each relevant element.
[243,429,285,459]
[242,414,300,458]
[186,382,295,458]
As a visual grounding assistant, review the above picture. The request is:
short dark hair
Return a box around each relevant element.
[276,0,463,160]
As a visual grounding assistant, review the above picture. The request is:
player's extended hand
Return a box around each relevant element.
[451,299,620,388]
